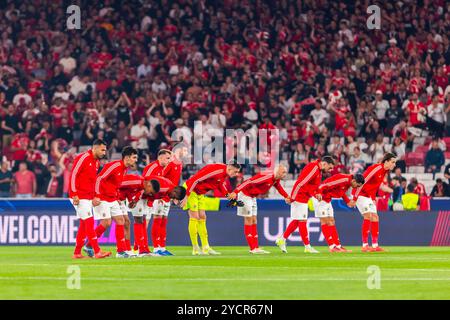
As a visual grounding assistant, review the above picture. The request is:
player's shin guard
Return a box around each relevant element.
[74,219,86,254]
[321,224,334,247]
[251,224,259,249]
[84,217,100,253]
[283,219,299,239]
[244,224,254,250]
[298,221,310,246]
[151,217,162,249]
[197,219,210,249]
[188,218,199,247]
[329,224,341,247]
[115,224,126,253]
[362,219,371,246]
[371,220,379,247]
[160,218,167,249]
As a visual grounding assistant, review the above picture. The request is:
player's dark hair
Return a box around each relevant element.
[406,184,415,193]
[321,156,335,165]
[227,160,241,170]
[158,149,172,156]
[148,179,160,193]
[353,173,365,185]
[122,146,138,158]
[381,152,397,163]
[93,139,107,146]
[172,186,186,200]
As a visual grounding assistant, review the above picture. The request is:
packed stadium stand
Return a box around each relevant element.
[0,0,449,204]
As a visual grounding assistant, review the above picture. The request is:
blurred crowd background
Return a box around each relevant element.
[0,0,449,209]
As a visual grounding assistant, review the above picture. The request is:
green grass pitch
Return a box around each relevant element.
[0,246,449,300]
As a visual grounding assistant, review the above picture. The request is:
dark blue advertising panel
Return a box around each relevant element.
[0,199,448,246]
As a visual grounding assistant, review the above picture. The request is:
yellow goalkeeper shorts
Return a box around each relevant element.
[182,183,206,211]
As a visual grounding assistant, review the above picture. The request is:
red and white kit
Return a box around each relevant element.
[118,174,146,216]
[233,172,289,217]
[94,160,128,219]
[352,163,388,215]
[185,163,229,196]
[142,160,164,178]
[314,173,353,217]
[69,149,99,219]
[290,159,322,220]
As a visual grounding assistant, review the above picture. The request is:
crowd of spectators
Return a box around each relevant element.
[0,0,449,201]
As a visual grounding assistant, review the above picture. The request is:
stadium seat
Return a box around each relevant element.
[445,152,450,159]
[415,145,429,153]
[405,152,425,166]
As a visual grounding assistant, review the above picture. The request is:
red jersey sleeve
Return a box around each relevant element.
[69,152,89,197]
[291,162,320,199]
[185,164,227,196]
[273,180,289,198]
[95,161,121,198]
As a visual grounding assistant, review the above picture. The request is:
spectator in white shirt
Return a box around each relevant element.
[151,76,167,94]
[426,94,446,137]
[310,100,329,130]
[209,105,226,129]
[137,57,152,78]
[12,87,32,106]
[373,90,390,130]
[130,117,149,151]
[59,50,77,74]
[349,146,371,174]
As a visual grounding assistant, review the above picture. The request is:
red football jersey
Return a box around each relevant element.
[234,172,289,198]
[142,160,164,178]
[144,175,175,205]
[291,160,322,203]
[118,174,144,202]
[353,163,388,200]
[162,159,182,185]
[68,149,99,199]
[185,164,229,196]
[95,160,127,201]
[318,173,352,204]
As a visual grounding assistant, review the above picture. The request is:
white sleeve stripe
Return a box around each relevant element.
[319,177,349,190]
[95,162,121,194]
[291,166,318,199]
[121,180,142,186]
[189,169,224,194]
[144,163,158,177]
[70,152,89,193]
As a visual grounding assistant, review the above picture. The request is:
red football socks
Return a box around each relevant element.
[133,223,144,252]
[152,218,162,249]
[371,220,379,246]
[362,219,371,245]
[244,224,254,250]
[142,219,149,251]
[298,220,310,246]
[74,219,86,255]
[321,224,333,246]
[252,224,259,249]
[124,239,131,251]
[283,220,299,239]
[115,224,126,252]
[84,217,100,253]
[329,224,341,247]
[95,223,106,239]
[160,218,168,248]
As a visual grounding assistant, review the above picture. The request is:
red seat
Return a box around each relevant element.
[415,145,429,153]
[445,152,450,159]
[405,152,425,166]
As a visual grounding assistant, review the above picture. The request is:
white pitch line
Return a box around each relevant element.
[0,276,450,282]
[0,263,449,273]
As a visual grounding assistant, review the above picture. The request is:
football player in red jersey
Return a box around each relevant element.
[353,153,397,252]
[315,173,365,252]
[92,147,138,258]
[150,148,184,256]
[139,149,172,250]
[69,139,111,259]
[229,164,290,254]
[276,156,335,254]
[118,174,161,256]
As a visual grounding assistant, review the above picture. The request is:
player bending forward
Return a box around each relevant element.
[69,139,111,259]
[229,164,290,254]
[276,156,335,254]
[353,152,396,252]
[145,175,186,255]
[151,148,184,256]
[315,173,365,252]
[183,162,241,255]
[118,174,160,257]
[92,146,138,258]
